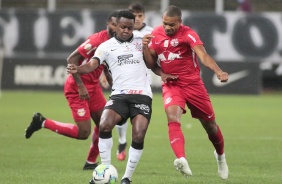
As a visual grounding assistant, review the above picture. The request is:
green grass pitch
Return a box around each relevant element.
[0,90,282,184]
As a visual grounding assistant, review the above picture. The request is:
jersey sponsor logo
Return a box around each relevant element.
[135,104,150,114]
[118,54,133,60]
[117,54,140,66]
[111,48,117,51]
[165,97,172,104]
[120,90,143,94]
[158,51,182,63]
[170,39,179,47]
[77,108,86,117]
[212,70,249,87]
[164,40,169,47]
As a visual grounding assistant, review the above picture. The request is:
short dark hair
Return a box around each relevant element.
[128,2,145,13]
[163,5,182,18]
[116,10,135,22]
[107,11,119,22]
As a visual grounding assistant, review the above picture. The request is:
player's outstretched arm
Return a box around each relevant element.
[193,45,229,82]
[67,49,90,100]
[67,58,100,74]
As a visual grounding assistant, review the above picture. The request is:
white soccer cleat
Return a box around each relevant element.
[214,150,229,180]
[174,157,192,178]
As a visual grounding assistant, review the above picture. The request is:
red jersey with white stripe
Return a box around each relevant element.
[66,30,109,91]
[150,25,203,87]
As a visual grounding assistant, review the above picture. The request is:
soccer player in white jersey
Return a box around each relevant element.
[67,10,154,184]
[115,2,154,162]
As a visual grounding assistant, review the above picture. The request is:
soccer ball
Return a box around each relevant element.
[89,164,118,184]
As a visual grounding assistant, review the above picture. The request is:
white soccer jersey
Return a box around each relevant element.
[133,24,154,84]
[134,24,153,36]
[93,33,152,98]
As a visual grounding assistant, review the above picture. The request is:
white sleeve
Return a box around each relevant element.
[92,44,108,65]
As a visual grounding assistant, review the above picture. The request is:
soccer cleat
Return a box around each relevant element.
[214,150,229,180]
[116,143,127,161]
[120,178,131,184]
[174,157,192,178]
[83,162,98,170]
[25,112,45,139]
[117,150,126,161]
[89,179,95,184]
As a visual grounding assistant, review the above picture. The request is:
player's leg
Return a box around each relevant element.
[121,94,152,183]
[98,95,127,164]
[83,88,106,170]
[200,119,228,180]
[115,122,128,161]
[165,105,192,178]
[162,85,192,178]
[121,115,148,183]
[98,108,123,165]
[25,93,92,139]
[25,113,91,139]
[83,126,99,170]
[82,109,103,170]
[188,81,228,179]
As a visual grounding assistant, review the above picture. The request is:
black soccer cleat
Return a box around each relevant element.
[25,112,45,139]
[83,162,98,170]
[120,178,131,184]
[89,179,95,184]
[118,142,127,153]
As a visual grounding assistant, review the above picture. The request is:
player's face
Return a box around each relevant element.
[107,17,117,38]
[116,17,134,41]
[132,12,145,30]
[162,15,182,36]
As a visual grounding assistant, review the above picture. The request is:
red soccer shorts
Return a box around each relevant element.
[162,81,215,121]
[64,77,106,122]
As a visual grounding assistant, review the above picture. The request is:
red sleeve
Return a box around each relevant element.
[77,31,108,59]
[186,28,203,48]
[149,28,159,50]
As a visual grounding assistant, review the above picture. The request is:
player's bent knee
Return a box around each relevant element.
[99,122,113,132]
[77,130,90,140]
[132,132,146,143]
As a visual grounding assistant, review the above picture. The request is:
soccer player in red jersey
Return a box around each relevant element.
[143,5,229,180]
[25,11,118,170]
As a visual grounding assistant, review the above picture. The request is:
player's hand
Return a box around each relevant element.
[160,72,178,83]
[67,64,78,74]
[142,34,154,47]
[216,71,228,82]
[78,85,90,100]
[99,74,110,89]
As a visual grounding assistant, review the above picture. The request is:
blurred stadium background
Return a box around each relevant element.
[1,0,282,94]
